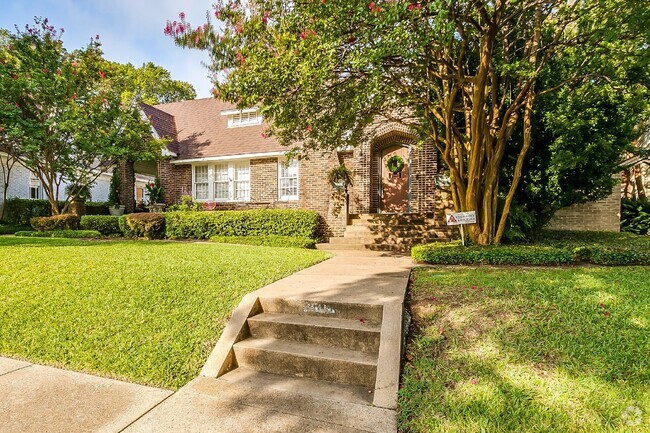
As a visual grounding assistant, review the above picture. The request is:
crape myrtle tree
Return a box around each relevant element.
[167,0,648,244]
[112,61,197,105]
[0,18,165,215]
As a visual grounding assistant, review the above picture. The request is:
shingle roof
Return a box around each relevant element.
[147,98,285,161]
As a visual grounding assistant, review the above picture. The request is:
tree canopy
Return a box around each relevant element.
[168,0,649,244]
[112,61,196,105]
[0,18,165,214]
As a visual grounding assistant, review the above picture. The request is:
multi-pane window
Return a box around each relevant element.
[193,161,251,202]
[214,163,230,201]
[29,174,43,199]
[228,110,262,128]
[194,165,209,200]
[234,162,250,201]
[279,159,299,201]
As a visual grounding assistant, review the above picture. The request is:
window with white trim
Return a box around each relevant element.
[29,173,43,199]
[194,165,209,200]
[227,110,263,128]
[278,159,299,201]
[213,163,230,201]
[193,161,251,202]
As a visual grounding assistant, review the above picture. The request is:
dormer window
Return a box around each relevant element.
[222,108,263,128]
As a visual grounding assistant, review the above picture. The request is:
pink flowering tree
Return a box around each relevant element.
[0,18,164,214]
[167,1,648,244]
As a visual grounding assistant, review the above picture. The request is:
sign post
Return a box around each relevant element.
[445,211,477,246]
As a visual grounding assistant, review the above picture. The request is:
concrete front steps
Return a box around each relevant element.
[228,298,381,398]
[317,213,452,252]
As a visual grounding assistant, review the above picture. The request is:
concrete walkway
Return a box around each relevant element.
[1,250,412,433]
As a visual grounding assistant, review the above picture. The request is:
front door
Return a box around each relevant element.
[380,145,410,213]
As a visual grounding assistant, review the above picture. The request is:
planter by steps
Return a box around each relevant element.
[108,205,125,216]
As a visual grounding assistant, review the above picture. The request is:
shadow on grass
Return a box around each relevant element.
[399,266,650,432]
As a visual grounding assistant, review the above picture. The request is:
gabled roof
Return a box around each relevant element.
[147,98,285,161]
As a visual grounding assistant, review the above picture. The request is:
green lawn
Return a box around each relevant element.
[399,266,650,433]
[0,237,329,389]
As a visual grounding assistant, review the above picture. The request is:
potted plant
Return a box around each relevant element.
[327,164,354,191]
[146,177,165,213]
[107,169,125,216]
[66,183,92,216]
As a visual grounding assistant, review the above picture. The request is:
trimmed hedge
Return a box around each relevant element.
[80,215,122,236]
[15,230,101,238]
[86,202,110,216]
[119,213,165,239]
[165,209,320,240]
[0,224,31,235]
[413,239,650,266]
[210,235,316,249]
[412,242,574,266]
[30,214,80,232]
[1,198,55,225]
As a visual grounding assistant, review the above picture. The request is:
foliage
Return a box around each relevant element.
[111,61,196,105]
[400,266,650,432]
[413,231,650,266]
[386,155,405,174]
[15,229,101,238]
[621,198,650,235]
[85,202,110,215]
[326,164,353,191]
[80,215,122,236]
[0,223,30,234]
[165,209,320,240]
[166,195,203,212]
[0,236,328,388]
[0,18,165,214]
[210,235,316,248]
[119,213,166,239]
[107,169,121,206]
[412,242,574,266]
[145,176,164,204]
[30,214,80,232]
[65,182,92,202]
[1,198,54,224]
[167,0,649,244]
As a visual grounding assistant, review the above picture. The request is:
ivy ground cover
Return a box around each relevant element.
[0,237,328,389]
[399,266,650,432]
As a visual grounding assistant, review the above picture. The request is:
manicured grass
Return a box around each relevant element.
[399,266,650,432]
[0,237,329,389]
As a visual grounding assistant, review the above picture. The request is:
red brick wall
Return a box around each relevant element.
[157,159,191,205]
[547,182,621,232]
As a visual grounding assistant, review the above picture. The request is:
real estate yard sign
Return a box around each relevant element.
[446,211,477,245]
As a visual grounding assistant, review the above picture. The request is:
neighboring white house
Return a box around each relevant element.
[0,153,153,210]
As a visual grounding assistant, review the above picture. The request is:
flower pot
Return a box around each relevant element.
[109,205,125,216]
[149,203,166,213]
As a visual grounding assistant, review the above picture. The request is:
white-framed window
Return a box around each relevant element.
[29,173,43,199]
[227,110,263,128]
[278,159,299,201]
[193,161,251,202]
[194,165,209,200]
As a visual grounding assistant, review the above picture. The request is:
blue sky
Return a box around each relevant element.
[1,0,214,98]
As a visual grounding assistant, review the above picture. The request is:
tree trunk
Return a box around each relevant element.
[634,164,646,200]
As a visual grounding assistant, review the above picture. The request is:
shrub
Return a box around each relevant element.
[621,199,650,235]
[0,224,31,235]
[1,198,55,225]
[80,215,122,235]
[30,214,80,232]
[15,230,101,238]
[165,209,320,240]
[412,242,574,266]
[85,202,110,215]
[210,235,316,248]
[166,195,203,212]
[119,213,165,239]
[572,246,650,266]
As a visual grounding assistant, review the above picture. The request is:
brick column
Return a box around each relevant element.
[117,160,135,213]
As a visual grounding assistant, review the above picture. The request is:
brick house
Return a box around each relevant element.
[132,97,619,248]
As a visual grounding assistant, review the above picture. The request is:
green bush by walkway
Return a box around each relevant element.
[15,230,102,239]
[165,209,320,240]
[210,235,316,249]
[413,230,650,266]
[80,215,121,235]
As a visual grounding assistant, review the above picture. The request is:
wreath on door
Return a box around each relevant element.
[386,155,405,174]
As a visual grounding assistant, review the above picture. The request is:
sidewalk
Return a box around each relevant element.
[1,250,412,433]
